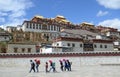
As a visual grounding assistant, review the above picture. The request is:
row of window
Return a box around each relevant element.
[14,48,31,53]
[94,44,107,48]
[66,43,107,48]
[25,22,61,31]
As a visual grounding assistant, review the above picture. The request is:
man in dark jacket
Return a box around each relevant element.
[29,60,35,73]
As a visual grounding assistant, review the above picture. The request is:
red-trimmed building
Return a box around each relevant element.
[51,37,114,52]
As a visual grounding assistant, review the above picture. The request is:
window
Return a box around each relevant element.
[54,26,56,31]
[67,43,70,46]
[39,24,41,29]
[22,48,25,53]
[4,37,7,39]
[33,23,35,29]
[72,43,75,47]
[36,24,38,29]
[100,45,102,48]
[42,24,46,30]
[57,43,59,46]
[80,44,82,47]
[104,45,107,48]
[30,23,32,28]
[14,48,18,53]
[94,44,97,48]
[28,48,31,53]
[26,23,29,28]
[51,25,53,30]
[58,27,60,31]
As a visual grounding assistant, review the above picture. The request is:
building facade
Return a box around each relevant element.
[51,37,114,52]
[7,43,36,53]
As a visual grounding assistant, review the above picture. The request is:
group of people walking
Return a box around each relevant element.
[59,59,72,71]
[29,59,40,73]
[29,58,72,73]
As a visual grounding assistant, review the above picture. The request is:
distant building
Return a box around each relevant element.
[6,26,17,33]
[96,34,108,40]
[7,43,36,53]
[61,29,98,39]
[80,22,98,32]
[114,41,120,51]
[0,32,12,42]
[40,37,114,53]
[51,37,114,52]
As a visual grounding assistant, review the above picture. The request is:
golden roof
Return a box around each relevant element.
[56,15,65,19]
[82,22,94,25]
[61,19,69,23]
[35,15,44,19]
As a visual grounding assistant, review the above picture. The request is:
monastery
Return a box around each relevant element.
[0,15,120,53]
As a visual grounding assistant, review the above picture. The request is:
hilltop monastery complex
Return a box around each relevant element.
[0,15,120,53]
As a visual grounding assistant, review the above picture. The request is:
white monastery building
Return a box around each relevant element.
[51,37,114,53]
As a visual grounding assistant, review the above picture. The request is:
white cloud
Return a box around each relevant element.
[98,18,120,30]
[4,18,27,26]
[97,10,108,17]
[0,0,33,27]
[97,0,120,9]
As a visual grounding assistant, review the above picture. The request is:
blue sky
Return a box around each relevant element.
[0,0,120,30]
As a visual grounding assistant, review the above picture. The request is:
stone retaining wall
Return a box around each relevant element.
[0,52,120,67]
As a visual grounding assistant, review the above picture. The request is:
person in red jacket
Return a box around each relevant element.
[34,59,40,72]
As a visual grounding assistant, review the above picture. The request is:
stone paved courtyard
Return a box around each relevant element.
[0,65,120,77]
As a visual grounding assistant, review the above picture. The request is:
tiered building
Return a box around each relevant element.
[3,15,120,53]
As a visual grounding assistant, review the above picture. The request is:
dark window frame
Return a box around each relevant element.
[100,45,102,48]
[67,43,70,46]
[72,43,75,47]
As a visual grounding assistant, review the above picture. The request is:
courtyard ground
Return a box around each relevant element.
[0,64,120,77]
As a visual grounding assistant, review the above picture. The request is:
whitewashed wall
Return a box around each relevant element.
[40,47,52,53]
[54,41,83,52]
[22,22,60,33]
[0,56,120,67]
[94,43,114,51]
[7,44,36,53]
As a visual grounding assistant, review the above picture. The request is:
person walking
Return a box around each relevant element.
[49,60,53,72]
[49,60,55,72]
[66,59,72,71]
[34,59,40,72]
[52,62,56,72]
[29,60,35,73]
[45,62,49,73]
[59,60,63,71]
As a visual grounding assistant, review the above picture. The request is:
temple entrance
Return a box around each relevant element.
[83,43,94,51]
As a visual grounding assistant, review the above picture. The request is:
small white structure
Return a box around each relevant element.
[106,30,120,38]
[16,25,22,30]
[96,34,108,40]
[114,41,120,51]
[0,32,11,42]
[7,43,36,53]
[40,45,52,53]
[6,26,17,33]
